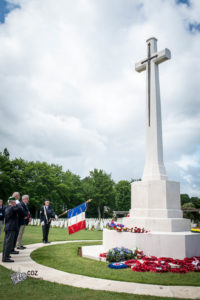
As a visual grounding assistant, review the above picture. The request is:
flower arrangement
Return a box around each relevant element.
[99,253,107,258]
[99,248,143,261]
[128,255,200,273]
[101,245,200,273]
[134,248,144,259]
[105,221,149,233]
[108,262,127,269]
[191,227,200,233]
[106,247,136,262]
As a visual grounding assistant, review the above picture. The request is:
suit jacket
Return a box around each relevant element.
[4,205,21,232]
[40,205,55,225]
[18,202,30,226]
[0,205,5,221]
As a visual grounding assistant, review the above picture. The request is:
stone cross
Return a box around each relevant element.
[135,37,171,181]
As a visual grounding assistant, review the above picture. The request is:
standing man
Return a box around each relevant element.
[2,197,20,262]
[40,199,57,244]
[13,192,20,205]
[10,192,22,254]
[0,199,5,236]
[16,195,31,250]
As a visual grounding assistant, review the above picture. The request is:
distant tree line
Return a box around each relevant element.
[0,148,132,218]
[181,194,200,224]
[1,148,199,221]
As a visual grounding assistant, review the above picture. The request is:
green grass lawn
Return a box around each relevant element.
[0,225,198,299]
[31,242,200,287]
[0,225,102,252]
[0,265,188,300]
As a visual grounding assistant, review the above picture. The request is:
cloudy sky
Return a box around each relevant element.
[0,0,199,196]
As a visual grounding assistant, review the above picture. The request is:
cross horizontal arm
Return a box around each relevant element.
[154,48,171,64]
[135,48,171,73]
[135,60,146,73]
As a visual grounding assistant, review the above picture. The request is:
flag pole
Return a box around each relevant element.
[58,209,69,218]
[58,199,93,218]
[86,199,92,203]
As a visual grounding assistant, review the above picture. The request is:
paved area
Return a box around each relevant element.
[0,240,200,299]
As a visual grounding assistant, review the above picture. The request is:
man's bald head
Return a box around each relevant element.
[12,192,20,200]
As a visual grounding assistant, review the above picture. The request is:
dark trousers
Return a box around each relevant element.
[2,231,16,260]
[42,223,50,242]
[11,228,19,251]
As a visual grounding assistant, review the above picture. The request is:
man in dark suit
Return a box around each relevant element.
[16,195,31,249]
[10,192,27,254]
[0,199,5,236]
[40,199,57,243]
[2,197,21,262]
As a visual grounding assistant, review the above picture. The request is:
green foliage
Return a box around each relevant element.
[0,148,199,220]
[0,149,86,216]
[0,265,183,300]
[3,148,10,159]
[181,194,200,224]
[181,194,191,205]
[83,169,115,219]
[181,194,200,208]
[191,197,200,208]
[31,241,200,287]
[182,202,200,224]
[0,150,115,218]
[0,226,103,253]
[115,180,131,211]
[106,247,135,262]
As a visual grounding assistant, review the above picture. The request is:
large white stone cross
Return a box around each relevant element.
[135,37,171,181]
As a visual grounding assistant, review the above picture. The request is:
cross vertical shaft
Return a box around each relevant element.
[148,43,151,127]
[135,37,171,181]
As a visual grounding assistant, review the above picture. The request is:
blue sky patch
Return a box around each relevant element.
[176,0,190,6]
[189,22,200,33]
[0,0,20,23]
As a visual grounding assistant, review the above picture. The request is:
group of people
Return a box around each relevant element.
[0,193,57,263]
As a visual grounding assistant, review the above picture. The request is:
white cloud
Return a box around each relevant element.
[0,0,200,196]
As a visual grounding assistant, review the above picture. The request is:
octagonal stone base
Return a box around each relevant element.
[103,228,200,259]
[122,179,191,232]
[122,217,190,232]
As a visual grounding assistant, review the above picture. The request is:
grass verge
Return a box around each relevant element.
[0,225,102,252]
[0,265,193,300]
[31,242,200,286]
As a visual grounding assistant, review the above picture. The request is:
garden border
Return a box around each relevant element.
[0,241,200,299]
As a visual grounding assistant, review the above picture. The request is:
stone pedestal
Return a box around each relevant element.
[100,38,199,260]
[122,180,191,232]
[103,229,200,259]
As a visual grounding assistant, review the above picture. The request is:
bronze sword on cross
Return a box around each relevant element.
[135,37,171,181]
[141,43,158,127]
[135,38,171,128]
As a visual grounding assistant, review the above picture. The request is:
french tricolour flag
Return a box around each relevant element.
[68,202,87,235]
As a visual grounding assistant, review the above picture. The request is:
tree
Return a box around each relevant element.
[82,176,97,218]
[11,158,27,194]
[181,194,190,206]
[182,202,200,225]
[83,169,115,219]
[115,180,131,211]
[3,148,10,159]
[1,148,199,221]
[62,171,85,208]
[191,197,200,209]
[0,150,14,201]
